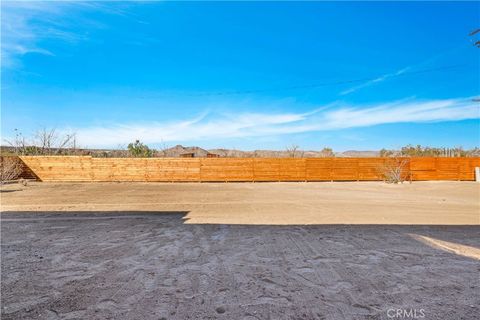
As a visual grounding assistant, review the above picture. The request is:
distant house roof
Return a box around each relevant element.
[180,152,195,158]
[206,153,220,158]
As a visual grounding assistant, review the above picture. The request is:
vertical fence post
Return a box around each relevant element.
[356,159,359,181]
[408,158,412,183]
[89,156,94,181]
[457,159,461,181]
[252,158,255,182]
[303,158,307,182]
[330,158,334,182]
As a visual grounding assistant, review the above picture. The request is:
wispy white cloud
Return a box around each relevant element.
[340,67,410,95]
[62,97,479,148]
[1,1,134,67]
[2,2,73,67]
[339,47,468,96]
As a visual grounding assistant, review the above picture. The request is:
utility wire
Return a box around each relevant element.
[139,63,469,98]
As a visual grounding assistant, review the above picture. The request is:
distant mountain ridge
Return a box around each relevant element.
[3,144,477,158]
[162,145,380,158]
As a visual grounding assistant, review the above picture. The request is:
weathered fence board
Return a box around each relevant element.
[17,156,480,182]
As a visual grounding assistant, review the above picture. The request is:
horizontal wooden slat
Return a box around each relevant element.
[16,156,480,182]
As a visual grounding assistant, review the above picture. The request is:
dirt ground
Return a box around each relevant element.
[1,181,479,225]
[1,182,479,319]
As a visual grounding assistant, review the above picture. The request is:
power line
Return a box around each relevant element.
[139,63,469,98]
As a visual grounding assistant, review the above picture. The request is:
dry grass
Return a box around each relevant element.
[0,157,22,184]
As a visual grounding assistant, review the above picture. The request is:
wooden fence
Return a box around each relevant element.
[16,156,480,182]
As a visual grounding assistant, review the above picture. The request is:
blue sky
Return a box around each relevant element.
[1,1,479,151]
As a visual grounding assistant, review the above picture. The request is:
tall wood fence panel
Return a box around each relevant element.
[18,156,93,181]
[18,156,480,182]
[145,158,200,182]
[201,158,254,182]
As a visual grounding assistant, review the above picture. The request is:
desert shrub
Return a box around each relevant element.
[379,148,396,157]
[467,147,480,157]
[379,158,409,184]
[378,145,474,158]
[399,145,468,157]
[0,157,23,184]
[320,147,334,157]
[127,140,153,157]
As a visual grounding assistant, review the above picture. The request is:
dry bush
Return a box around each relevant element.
[286,144,304,158]
[0,157,23,184]
[5,128,77,155]
[378,158,409,184]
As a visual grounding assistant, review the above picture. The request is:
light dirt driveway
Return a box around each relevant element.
[1,181,479,225]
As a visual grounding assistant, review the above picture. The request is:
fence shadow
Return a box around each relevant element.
[2,211,479,256]
[2,211,478,320]
[0,210,190,221]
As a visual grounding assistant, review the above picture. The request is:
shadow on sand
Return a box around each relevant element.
[1,211,479,320]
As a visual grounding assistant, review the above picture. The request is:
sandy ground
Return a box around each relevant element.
[1,181,479,225]
[1,182,479,319]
